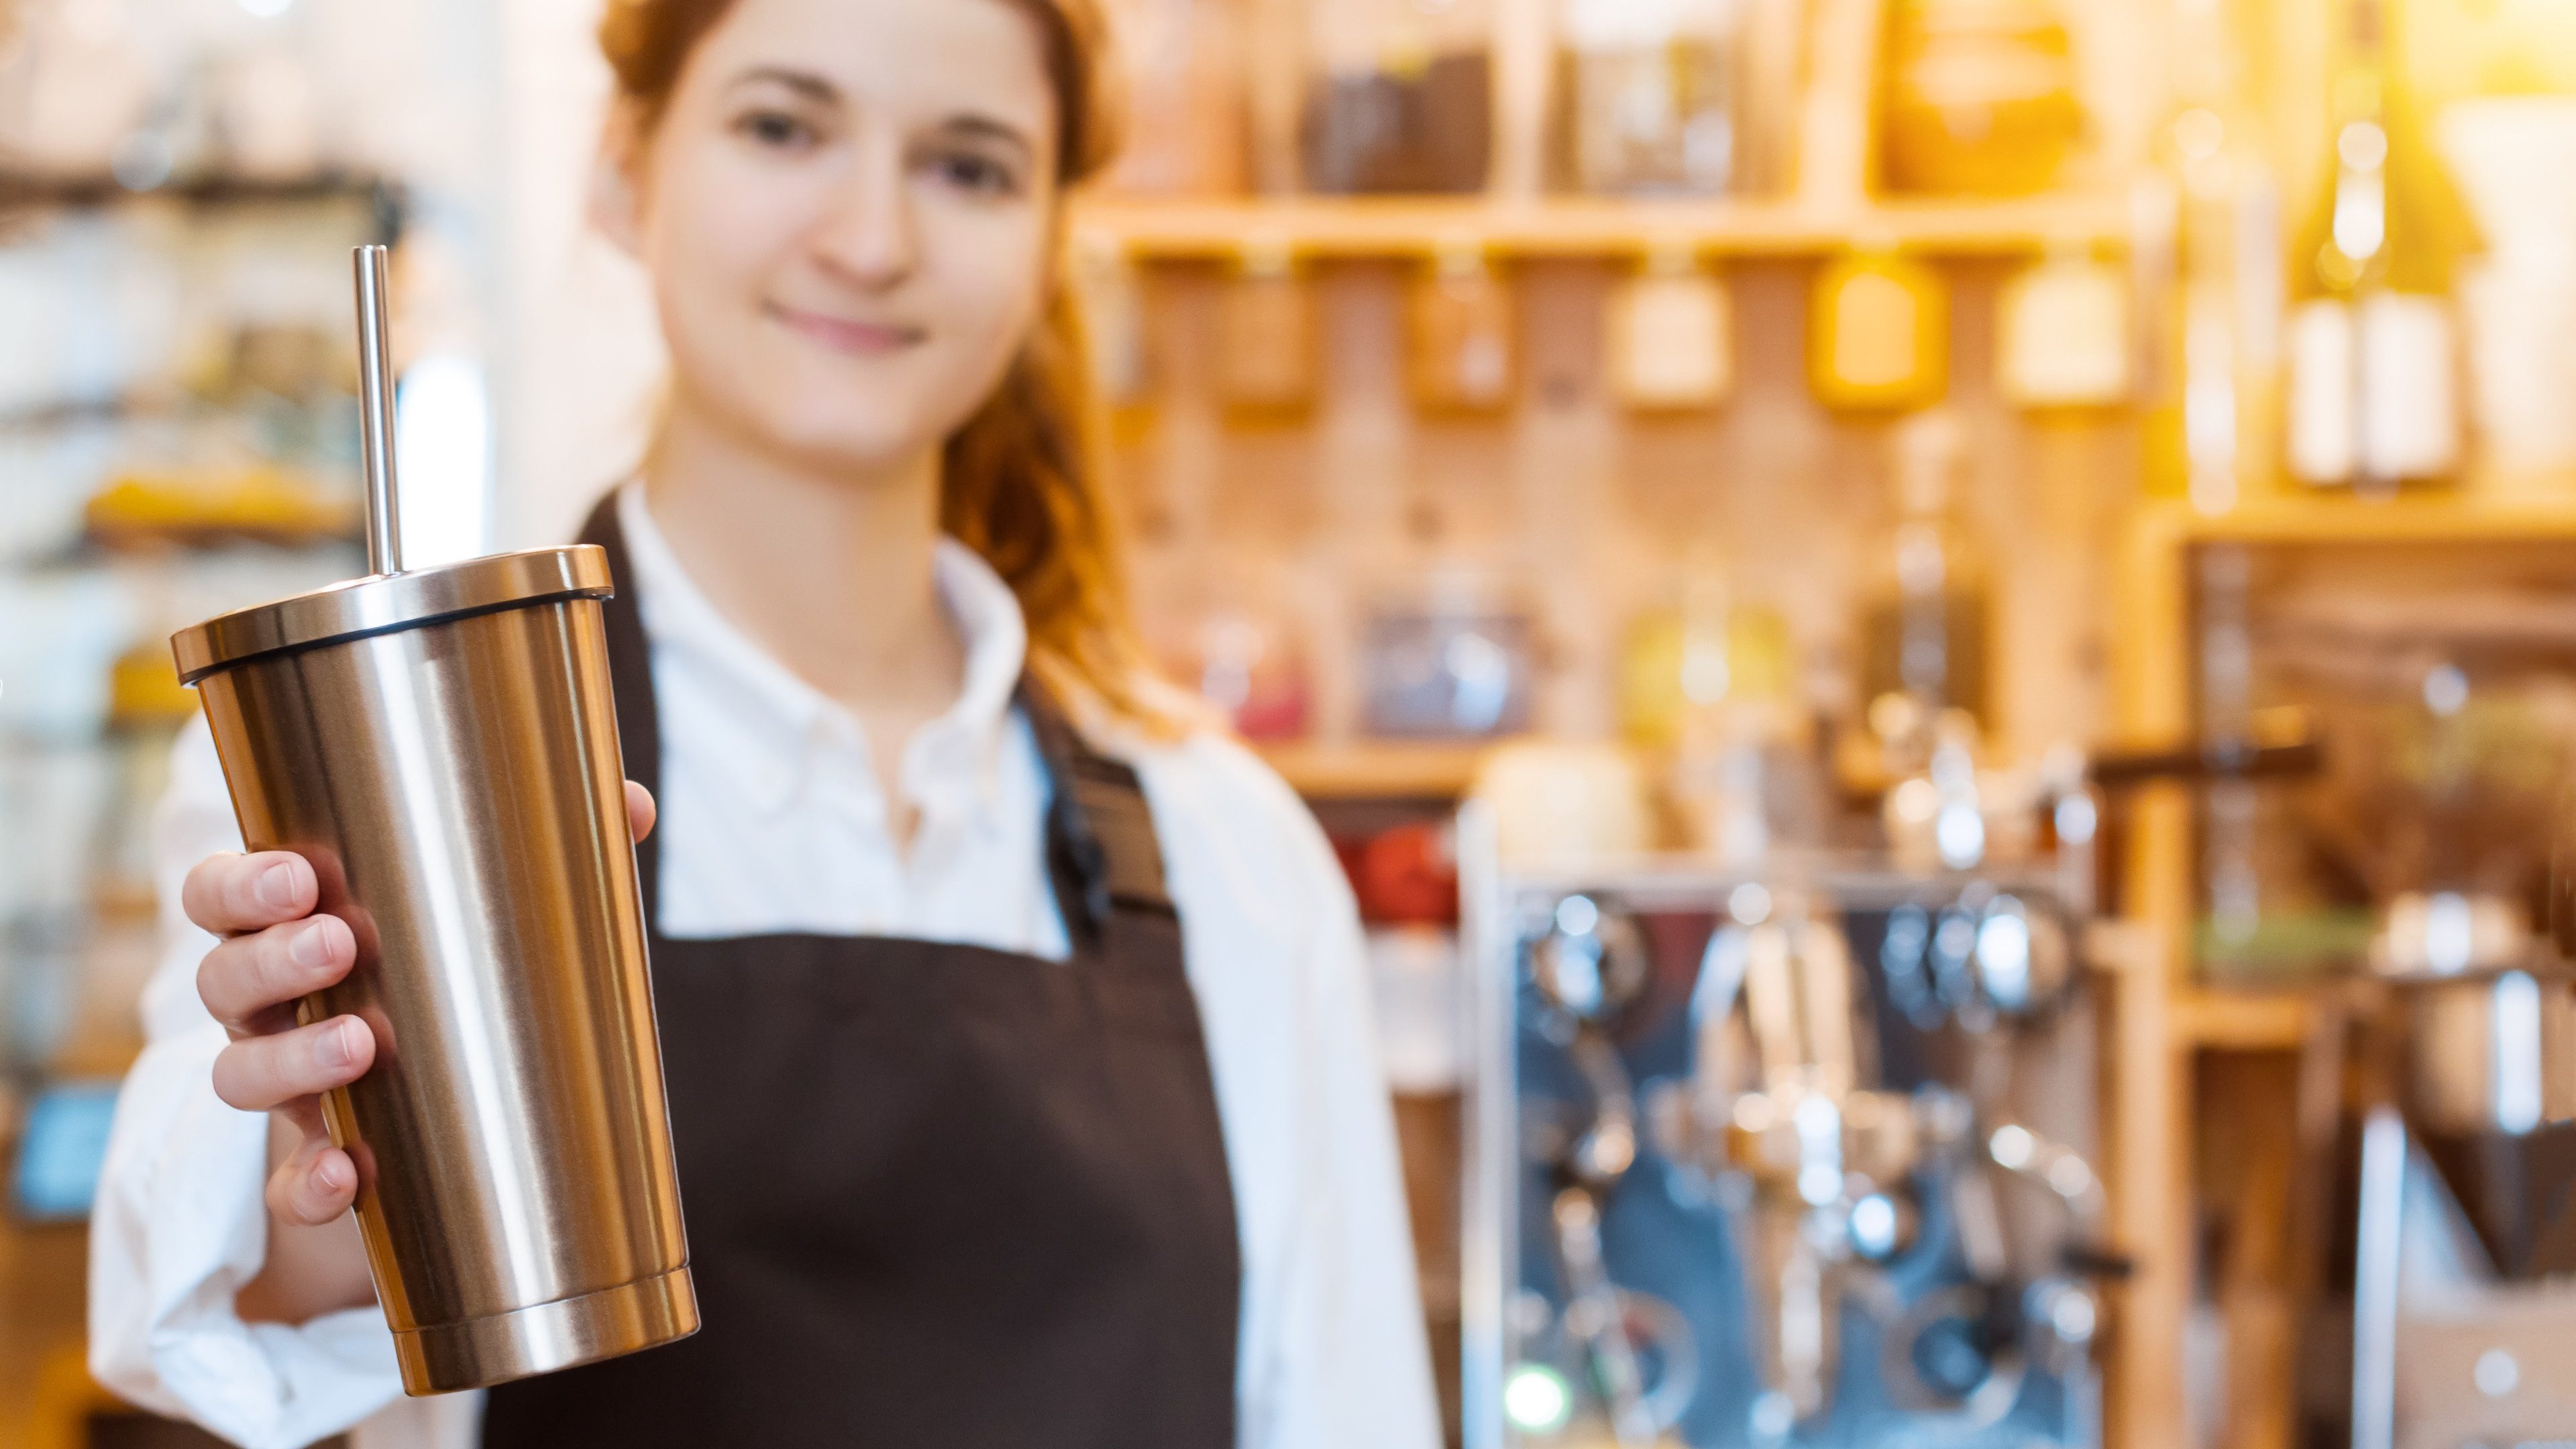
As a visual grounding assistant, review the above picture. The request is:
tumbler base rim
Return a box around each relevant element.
[394,1265,699,1395]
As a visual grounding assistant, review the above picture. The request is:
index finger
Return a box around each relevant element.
[182,851,319,936]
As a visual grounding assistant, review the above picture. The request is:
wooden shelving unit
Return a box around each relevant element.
[2130,493,2576,547]
[1072,192,2137,261]
[1255,741,1489,801]
[2173,985,2313,1050]
[0,170,405,252]
[0,168,398,213]
[2108,491,2576,1449]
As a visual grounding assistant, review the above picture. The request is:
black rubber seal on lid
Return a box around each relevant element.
[170,545,616,685]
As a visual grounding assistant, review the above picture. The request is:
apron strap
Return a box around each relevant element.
[1019,677,1179,949]
[574,487,1174,954]
[578,490,664,926]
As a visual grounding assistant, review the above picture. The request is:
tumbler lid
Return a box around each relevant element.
[172,545,614,685]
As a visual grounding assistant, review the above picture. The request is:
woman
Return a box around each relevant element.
[88,0,1442,1444]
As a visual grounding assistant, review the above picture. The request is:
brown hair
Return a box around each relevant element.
[598,0,1171,730]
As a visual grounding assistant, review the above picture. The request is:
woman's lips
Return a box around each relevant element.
[767,303,924,356]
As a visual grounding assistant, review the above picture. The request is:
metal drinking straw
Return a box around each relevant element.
[354,243,403,576]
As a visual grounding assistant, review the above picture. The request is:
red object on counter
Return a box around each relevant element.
[1335,822,1460,926]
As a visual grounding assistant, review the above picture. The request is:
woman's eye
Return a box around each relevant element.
[930,150,1021,197]
[736,109,816,150]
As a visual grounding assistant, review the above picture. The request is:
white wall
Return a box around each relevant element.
[488,0,665,549]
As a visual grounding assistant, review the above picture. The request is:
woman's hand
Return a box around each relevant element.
[190,782,656,1229]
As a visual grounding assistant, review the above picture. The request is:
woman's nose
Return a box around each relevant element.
[810,137,916,287]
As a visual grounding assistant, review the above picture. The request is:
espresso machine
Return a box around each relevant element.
[1459,803,2118,1449]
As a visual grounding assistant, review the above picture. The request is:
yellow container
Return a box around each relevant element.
[1879,0,2083,195]
[1810,249,1948,410]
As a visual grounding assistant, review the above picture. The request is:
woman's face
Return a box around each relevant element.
[601,0,1061,473]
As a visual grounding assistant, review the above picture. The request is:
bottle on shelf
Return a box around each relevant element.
[2439,100,2576,490]
[1550,0,1738,197]
[2281,0,2479,496]
[2154,0,2285,515]
[1858,410,1991,776]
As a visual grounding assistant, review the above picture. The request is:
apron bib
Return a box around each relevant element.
[479,498,1240,1447]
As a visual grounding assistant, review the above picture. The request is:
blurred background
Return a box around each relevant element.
[4,0,2576,1444]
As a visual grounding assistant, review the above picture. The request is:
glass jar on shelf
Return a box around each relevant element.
[1143,559,1313,741]
[1552,0,1739,196]
[1359,572,1536,740]
[1300,0,1495,195]
[1216,241,1319,420]
[1619,571,1819,862]
[1068,233,1152,413]
[1810,244,1948,411]
[1878,0,2084,197]
[1606,244,1731,411]
[1097,0,1252,196]
[1995,242,2131,409]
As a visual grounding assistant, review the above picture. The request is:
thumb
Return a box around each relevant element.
[623,780,657,843]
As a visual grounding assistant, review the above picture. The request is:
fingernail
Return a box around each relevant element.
[257,861,300,911]
[317,1020,361,1069]
[315,1154,351,1194]
[288,920,333,971]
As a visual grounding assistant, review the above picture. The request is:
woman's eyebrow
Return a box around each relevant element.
[725,64,840,105]
[935,113,1036,163]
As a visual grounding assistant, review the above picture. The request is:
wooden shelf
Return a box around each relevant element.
[2174,985,2315,1051]
[0,169,398,213]
[1071,193,2135,262]
[2137,494,2576,548]
[1256,741,1488,800]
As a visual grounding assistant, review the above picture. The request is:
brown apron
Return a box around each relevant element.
[479,498,1241,1447]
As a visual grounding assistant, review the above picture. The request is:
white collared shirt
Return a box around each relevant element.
[89,485,1443,1449]
[625,486,1070,954]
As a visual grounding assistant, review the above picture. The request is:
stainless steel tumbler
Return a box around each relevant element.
[167,247,694,1395]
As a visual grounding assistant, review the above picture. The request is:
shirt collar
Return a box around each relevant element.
[614,481,1026,820]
